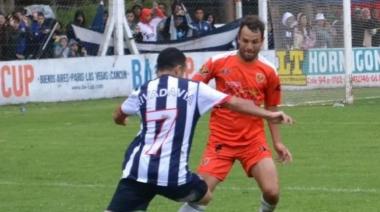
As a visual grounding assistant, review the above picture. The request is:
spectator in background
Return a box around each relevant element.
[293,12,315,50]
[155,1,169,41]
[0,13,7,60]
[51,21,65,43]
[127,9,137,33]
[28,12,51,58]
[191,7,211,37]
[161,1,193,41]
[205,13,216,31]
[68,39,87,57]
[91,0,108,33]
[13,8,29,32]
[127,9,143,42]
[53,35,69,58]
[132,4,142,24]
[66,10,86,41]
[361,8,375,47]
[351,7,374,47]
[313,13,334,48]
[172,14,192,40]
[281,12,297,50]
[4,16,27,60]
[136,8,164,42]
[352,7,363,47]
[371,8,380,47]
[158,2,168,18]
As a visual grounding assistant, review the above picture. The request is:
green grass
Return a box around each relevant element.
[1,98,380,211]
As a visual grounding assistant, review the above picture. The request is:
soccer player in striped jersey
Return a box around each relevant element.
[106,47,293,212]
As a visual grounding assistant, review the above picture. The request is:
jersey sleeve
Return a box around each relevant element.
[192,58,215,83]
[121,89,140,115]
[197,82,231,115]
[265,71,281,107]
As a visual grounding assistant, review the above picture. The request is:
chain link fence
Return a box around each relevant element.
[0,0,261,60]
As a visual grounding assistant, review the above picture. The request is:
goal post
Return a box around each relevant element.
[343,0,354,104]
[266,0,357,106]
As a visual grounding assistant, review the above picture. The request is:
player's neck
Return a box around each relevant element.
[158,70,176,77]
[237,52,258,63]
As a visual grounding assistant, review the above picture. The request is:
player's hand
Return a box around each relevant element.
[268,111,293,125]
[113,106,128,126]
[274,142,292,164]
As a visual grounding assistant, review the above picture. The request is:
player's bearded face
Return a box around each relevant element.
[238,26,263,62]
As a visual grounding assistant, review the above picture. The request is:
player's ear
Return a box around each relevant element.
[174,64,185,77]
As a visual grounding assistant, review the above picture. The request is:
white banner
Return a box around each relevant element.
[3,49,379,105]
[0,52,239,105]
[0,55,154,105]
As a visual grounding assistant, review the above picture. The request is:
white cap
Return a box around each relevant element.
[282,12,294,26]
[315,13,325,21]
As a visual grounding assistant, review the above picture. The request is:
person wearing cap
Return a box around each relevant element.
[136,7,164,42]
[313,13,333,48]
[54,35,69,58]
[68,39,87,57]
[280,12,297,50]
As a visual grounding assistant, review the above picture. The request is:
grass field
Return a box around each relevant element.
[1,98,380,211]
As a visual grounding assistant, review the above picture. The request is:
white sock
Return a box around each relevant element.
[259,196,276,212]
[178,203,206,212]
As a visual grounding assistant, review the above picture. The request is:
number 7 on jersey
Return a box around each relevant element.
[145,109,177,155]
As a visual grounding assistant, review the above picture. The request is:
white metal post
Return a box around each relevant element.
[98,0,114,56]
[98,0,139,56]
[114,0,124,55]
[258,0,268,50]
[235,0,243,19]
[343,0,354,104]
[123,17,139,54]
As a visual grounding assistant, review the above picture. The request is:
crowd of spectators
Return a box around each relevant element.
[277,6,380,50]
[0,6,90,61]
[128,1,217,42]
[0,1,219,61]
[2,2,379,61]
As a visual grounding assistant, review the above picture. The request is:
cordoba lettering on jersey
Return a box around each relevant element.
[138,88,193,105]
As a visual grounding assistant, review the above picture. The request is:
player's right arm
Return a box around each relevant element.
[113,89,141,126]
[197,82,293,124]
[222,97,293,124]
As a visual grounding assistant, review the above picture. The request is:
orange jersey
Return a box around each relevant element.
[193,51,281,147]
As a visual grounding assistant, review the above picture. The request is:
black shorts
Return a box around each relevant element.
[107,173,208,212]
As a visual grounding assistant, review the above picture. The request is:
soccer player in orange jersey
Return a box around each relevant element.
[179,16,292,212]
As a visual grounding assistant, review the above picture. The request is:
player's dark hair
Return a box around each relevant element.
[156,47,186,72]
[238,15,265,39]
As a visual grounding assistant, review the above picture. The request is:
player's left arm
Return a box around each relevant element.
[267,106,293,164]
[113,89,141,126]
[265,70,292,163]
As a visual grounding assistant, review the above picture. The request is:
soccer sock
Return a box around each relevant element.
[178,203,206,212]
[259,196,276,212]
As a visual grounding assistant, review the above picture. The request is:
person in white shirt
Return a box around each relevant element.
[137,8,164,42]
